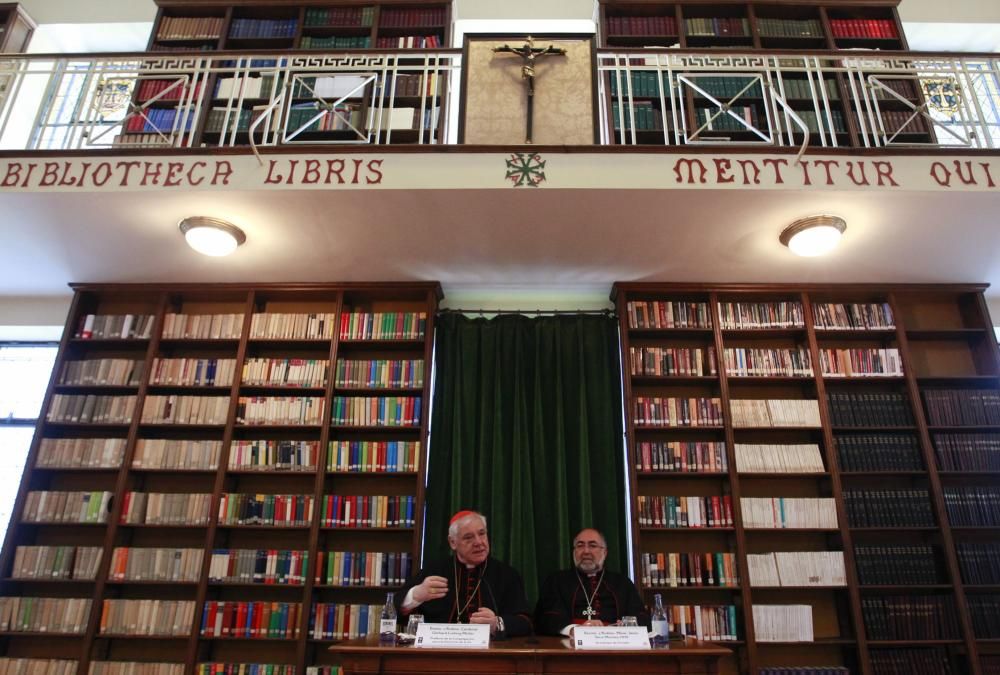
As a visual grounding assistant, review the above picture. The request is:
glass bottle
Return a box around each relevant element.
[379,591,397,643]
[650,593,669,645]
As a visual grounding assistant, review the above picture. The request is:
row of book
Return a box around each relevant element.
[760,670,847,675]
[635,441,727,473]
[315,550,412,587]
[134,439,221,470]
[625,300,711,329]
[734,443,824,474]
[835,433,923,472]
[249,313,336,340]
[374,35,443,49]
[214,75,280,100]
[124,108,194,135]
[120,492,212,526]
[285,103,364,134]
[829,18,899,40]
[861,595,959,640]
[209,549,307,585]
[381,73,442,98]
[300,35,371,49]
[334,359,423,389]
[669,604,738,641]
[235,396,325,426]
[328,440,419,473]
[687,76,763,99]
[142,395,229,425]
[933,432,1000,471]
[605,15,678,37]
[635,495,734,528]
[22,491,110,524]
[608,71,670,99]
[757,18,823,38]
[218,494,314,527]
[135,79,202,103]
[109,547,202,582]
[718,301,804,329]
[695,105,760,133]
[724,347,813,377]
[155,16,225,41]
[243,359,327,388]
[47,394,135,424]
[340,311,426,341]
[968,595,1000,637]
[11,545,102,580]
[924,389,1000,427]
[58,358,143,386]
[37,437,127,468]
[843,489,934,528]
[639,552,738,587]
[303,7,374,28]
[330,395,421,427]
[827,392,913,427]
[774,77,841,102]
[201,601,299,639]
[230,440,317,472]
[319,495,415,528]
[685,17,750,38]
[814,302,894,330]
[633,396,723,427]
[741,497,838,529]
[944,486,1000,526]
[752,604,813,642]
[150,358,237,387]
[227,18,297,40]
[612,101,666,132]
[870,648,955,675]
[854,545,943,586]
[819,348,903,377]
[957,542,1000,585]
[875,78,920,100]
[881,110,929,135]
[309,602,378,640]
[795,108,847,135]
[629,346,716,377]
[378,8,447,27]
[162,313,242,340]
[0,598,91,633]
[747,551,846,587]
[730,399,822,428]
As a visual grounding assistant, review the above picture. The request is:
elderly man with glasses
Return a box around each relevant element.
[534,528,650,635]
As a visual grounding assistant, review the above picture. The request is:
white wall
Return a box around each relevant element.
[0,297,71,340]
[898,0,1000,24]
[19,0,156,25]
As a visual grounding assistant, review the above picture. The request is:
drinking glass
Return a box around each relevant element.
[621,616,638,627]
[406,614,424,636]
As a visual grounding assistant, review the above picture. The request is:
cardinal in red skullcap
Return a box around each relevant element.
[395,510,533,637]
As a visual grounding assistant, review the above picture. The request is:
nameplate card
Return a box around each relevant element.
[573,626,651,650]
[415,623,491,649]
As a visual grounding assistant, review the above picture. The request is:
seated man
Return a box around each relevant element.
[396,510,533,637]
[535,527,650,635]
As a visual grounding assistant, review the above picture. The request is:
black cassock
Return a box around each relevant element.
[396,555,533,637]
[534,568,650,635]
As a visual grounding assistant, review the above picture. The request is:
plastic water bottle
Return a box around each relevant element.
[650,593,669,645]
[379,592,397,643]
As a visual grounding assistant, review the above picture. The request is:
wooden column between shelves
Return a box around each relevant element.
[888,291,982,675]
[801,292,871,675]
[709,291,757,674]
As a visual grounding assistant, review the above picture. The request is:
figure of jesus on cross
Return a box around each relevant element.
[492,36,567,144]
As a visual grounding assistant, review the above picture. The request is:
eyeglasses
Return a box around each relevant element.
[573,542,606,550]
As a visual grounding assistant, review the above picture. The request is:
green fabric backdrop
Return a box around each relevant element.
[423,312,627,601]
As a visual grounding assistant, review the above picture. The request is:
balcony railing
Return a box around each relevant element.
[0,47,997,153]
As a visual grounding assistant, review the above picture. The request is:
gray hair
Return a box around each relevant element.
[448,511,487,539]
[574,528,607,549]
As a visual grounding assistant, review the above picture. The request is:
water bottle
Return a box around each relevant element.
[650,593,669,645]
[379,591,397,643]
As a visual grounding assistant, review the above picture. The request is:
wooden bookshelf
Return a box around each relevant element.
[613,283,999,675]
[0,4,35,54]
[0,282,440,675]
[598,0,934,148]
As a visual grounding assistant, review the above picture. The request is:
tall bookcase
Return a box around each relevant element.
[599,0,934,148]
[0,4,34,54]
[0,282,440,675]
[613,282,1000,675]
[121,0,451,148]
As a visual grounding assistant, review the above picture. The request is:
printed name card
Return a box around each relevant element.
[573,626,652,650]
[415,623,491,648]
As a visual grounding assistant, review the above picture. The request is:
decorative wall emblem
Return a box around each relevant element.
[922,77,962,115]
[505,152,547,187]
[93,79,134,115]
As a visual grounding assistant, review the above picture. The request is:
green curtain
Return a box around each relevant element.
[424,312,627,601]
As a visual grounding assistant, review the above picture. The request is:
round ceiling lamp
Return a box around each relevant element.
[780,215,846,257]
[179,217,246,257]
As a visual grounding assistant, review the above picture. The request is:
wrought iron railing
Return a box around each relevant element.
[0,50,461,152]
[597,49,1000,156]
[0,48,998,153]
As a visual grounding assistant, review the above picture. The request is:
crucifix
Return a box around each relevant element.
[492,36,567,144]
[582,606,598,621]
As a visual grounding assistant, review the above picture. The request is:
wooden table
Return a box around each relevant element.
[328,634,730,674]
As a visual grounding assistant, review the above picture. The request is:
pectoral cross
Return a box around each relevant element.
[582,606,597,620]
[492,36,567,144]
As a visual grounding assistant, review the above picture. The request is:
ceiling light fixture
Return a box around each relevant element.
[179,217,246,257]
[780,215,846,257]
